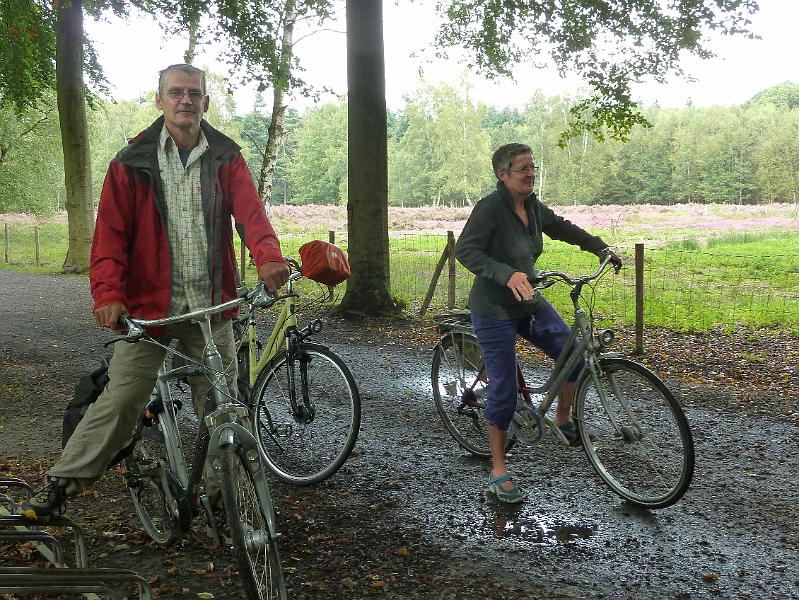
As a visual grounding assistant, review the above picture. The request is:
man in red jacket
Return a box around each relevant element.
[21,63,289,521]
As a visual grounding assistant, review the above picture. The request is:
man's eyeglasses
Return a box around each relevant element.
[510,165,537,175]
[164,89,206,101]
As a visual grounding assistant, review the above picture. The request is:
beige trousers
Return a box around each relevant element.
[50,319,237,488]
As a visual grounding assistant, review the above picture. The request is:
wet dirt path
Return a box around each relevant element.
[1,269,797,599]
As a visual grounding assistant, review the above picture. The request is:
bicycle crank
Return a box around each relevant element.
[509,403,544,445]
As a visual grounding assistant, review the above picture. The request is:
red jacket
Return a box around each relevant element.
[90,116,285,323]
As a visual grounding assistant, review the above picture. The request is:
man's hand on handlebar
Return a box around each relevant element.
[599,247,623,273]
[94,302,128,330]
[258,261,291,293]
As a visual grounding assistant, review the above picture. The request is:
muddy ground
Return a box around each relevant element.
[0,269,797,599]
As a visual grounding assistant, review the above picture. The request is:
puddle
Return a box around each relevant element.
[492,514,596,546]
[441,508,599,550]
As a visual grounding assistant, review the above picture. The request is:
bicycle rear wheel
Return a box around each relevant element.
[219,444,286,600]
[431,332,513,457]
[251,342,361,485]
[575,357,694,509]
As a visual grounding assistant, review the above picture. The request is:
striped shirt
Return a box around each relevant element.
[157,125,211,315]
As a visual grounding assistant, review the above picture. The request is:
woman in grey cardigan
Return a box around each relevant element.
[454,143,621,503]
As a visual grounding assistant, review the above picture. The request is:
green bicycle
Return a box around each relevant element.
[235,259,361,486]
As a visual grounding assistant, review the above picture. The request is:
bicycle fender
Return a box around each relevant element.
[206,422,258,461]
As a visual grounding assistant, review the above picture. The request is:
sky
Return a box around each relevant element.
[84,0,799,115]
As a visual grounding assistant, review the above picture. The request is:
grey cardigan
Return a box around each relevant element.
[454,182,607,320]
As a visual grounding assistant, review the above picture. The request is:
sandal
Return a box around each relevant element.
[487,473,524,504]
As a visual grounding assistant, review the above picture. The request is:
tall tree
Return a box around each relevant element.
[259,0,297,209]
[288,99,347,204]
[341,0,395,315]
[57,0,93,273]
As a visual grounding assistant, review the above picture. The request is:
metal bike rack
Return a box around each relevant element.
[0,478,152,599]
[0,528,67,566]
[0,567,154,600]
[0,477,34,498]
[0,515,89,568]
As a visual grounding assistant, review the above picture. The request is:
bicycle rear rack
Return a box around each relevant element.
[0,477,153,600]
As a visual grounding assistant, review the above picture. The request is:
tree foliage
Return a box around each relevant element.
[0,0,57,113]
[389,80,491,206]
[434,0,759,143]
[289,98,347,204]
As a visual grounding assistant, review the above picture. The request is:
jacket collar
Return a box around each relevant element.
[116,115,241,170]
[496,180,536,212]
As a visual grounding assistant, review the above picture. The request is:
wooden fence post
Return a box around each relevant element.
[328,230,335,244]
[34,226,40,267]
[419,233,451,317]
[4,223,8,263]
[635,242,644,355]
[447,230,456,309]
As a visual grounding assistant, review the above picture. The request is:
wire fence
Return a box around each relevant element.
[3,224,798,334]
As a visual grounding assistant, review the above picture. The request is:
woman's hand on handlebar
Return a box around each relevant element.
[94,302,128,330]
[507,271,536,302]
[599,247,623,273]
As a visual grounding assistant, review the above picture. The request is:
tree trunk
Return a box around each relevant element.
[340,0,396,315]
[57,0,93,274]
[258,0,296,207]
[184,15,200,63]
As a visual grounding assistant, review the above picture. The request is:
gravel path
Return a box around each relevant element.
[1,269,797,599]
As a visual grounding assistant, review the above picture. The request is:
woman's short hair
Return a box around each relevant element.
[491,143,533,178]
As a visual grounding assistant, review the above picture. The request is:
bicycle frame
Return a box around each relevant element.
[123,307,277,537]
[520,289,600,418]
[444,256,620,445]
[245,281,299,389]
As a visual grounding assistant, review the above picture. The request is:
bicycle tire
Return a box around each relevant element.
[219,444,287,600]
[575,357,695,509]
[125,424,185,545]
[431,332,513,457]
[251,342,361,486]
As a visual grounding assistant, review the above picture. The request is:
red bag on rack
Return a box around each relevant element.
[298,240,351,286]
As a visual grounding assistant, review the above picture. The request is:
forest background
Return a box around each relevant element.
[2,77,798,215]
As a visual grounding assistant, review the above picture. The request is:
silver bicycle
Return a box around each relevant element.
[113,295,287,600]
[431,255,695,509]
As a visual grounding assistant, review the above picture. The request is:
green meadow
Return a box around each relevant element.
[2,205,798,334]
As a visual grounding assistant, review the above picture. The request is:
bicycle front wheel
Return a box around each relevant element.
[575,358,695,509]
[251,342,361,485]
[219,444,286,600]
[432,332,513,457]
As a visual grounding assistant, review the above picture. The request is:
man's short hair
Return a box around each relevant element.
[491,143,533,178]
[158,64,206,95]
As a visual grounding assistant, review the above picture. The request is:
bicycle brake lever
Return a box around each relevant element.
[104,318,145,346]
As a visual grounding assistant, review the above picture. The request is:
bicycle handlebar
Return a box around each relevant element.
[529,252,617,290]
[108,258,305,345]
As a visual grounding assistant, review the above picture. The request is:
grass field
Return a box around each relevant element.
[2,204,798,334]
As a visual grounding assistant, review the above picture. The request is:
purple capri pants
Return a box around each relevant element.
[471,297,582,431]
